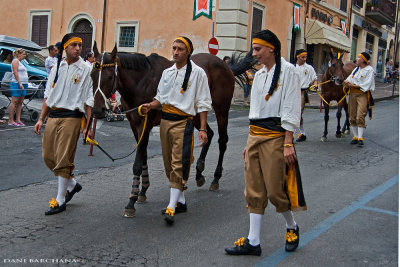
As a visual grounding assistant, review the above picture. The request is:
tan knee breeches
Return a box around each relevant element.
[349,92,368,128]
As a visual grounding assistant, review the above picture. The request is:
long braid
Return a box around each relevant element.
[52,45,64,87]
[174,36,193,94]
[268,50,281,97]
[181,55,192,92]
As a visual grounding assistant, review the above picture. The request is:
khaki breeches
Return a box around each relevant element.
[244,134,290,214]
[42,117,81,179]
[160,119,194,191]
[349,92,368,128]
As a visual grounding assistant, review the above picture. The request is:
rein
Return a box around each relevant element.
[309,80,350,105]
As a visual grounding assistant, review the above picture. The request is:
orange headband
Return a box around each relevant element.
[252,38,275,49]
[296,52,307,58]
[359,54,368,63]
[174,37,191,54]
[63,37,82,49]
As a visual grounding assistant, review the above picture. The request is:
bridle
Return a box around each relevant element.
[93,53,118,110]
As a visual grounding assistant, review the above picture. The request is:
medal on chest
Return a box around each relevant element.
[72,73,80,84]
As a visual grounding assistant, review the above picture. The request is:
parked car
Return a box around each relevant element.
[0,35,47,97]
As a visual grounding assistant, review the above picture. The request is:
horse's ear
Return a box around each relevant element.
[93,41,100,58]
[110,43,118,60]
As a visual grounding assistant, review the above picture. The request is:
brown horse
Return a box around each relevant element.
[91,42,252,217]
[320,52,356,141]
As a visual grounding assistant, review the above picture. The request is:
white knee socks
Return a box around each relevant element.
[351,126,358,139]
[167,188,181,211]
[56,176,69,205]
[248,213,262,246]
[358,127,364,139]
[281,211,297,229]
[299,124,305,135]
[67,178,77,192]
[178,190,186,204]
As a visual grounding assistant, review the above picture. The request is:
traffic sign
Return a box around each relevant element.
[208,37,219,55]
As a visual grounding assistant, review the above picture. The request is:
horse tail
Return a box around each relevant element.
[228,50,256,76]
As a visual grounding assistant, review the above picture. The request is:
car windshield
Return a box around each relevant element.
[24,51,45,67]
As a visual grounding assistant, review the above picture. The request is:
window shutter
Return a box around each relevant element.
[32,15,48,47]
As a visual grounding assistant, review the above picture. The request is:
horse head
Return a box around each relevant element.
[326,51,345,85]
[91,41,120,119]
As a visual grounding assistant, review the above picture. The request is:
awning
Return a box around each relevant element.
[305,18,351,52]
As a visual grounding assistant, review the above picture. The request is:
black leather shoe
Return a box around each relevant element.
[350,138,358,145]
[225,238,262,256]
[65,183,82,203]
[296,134,307,142]
[285,226,300,252]
[163,207,175,225]
[161,202,187,214]
[358,140,364,146]
[45,202,66,216]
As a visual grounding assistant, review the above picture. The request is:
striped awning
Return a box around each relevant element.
[305,18,351,52]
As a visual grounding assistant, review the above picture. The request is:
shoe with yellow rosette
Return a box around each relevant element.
[225,237,262,256]
[285,225,300,252]
[163,207,175,225]
[45,198,66,216]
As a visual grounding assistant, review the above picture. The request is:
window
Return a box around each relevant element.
[353,0,363,8]
[29,11,51,47]
[366,34,374,55]
[115,21,140,52]
[340,0,347,12]
[252,3,265,36]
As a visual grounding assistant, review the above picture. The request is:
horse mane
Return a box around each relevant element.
[117,52,150,70]
[229,50,257,76]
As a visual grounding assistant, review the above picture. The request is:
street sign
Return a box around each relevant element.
[208,37,219,55]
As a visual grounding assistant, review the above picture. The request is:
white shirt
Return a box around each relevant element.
[345,65,375,92]
[154,60,212,116]
[295,63,317,89]
[249,57,301,132]
[44,57,94,112]
[11,60,28,83]
[45,56,58,75]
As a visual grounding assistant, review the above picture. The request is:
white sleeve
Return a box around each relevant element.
[154,71,166,103]
[359,68,375,92]
[194,70,212,113]
[281,65,301,132]
[84,71,94,107]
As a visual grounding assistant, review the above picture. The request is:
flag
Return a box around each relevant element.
[293,3,301,33]
[193,0,212,20]
[340,19,347,35]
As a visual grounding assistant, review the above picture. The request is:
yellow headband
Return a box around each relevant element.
[174,37,191,54]
[63,37,83,49]
[359,54,368,63]
[296,52,307,58]
[252,38,275,49]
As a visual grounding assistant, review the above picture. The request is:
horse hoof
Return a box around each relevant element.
[209,183,219,192]
[344,130,350,135]
[335,134,342,138]
[321,137,328,142]
[196,176,206,187]
[123,208,136,218]
[137,195,147,204]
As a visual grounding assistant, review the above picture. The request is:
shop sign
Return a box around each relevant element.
[361,20,382,37]
[311,8,333,24]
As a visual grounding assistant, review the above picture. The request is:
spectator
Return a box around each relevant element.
[85,51,95,69]
[3,52,12,63]
[243,69,253,106]
[223,56,230,64]
[8,48,28,126]
[45,45,59,75]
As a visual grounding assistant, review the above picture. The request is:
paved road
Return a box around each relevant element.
[0,98,398,266]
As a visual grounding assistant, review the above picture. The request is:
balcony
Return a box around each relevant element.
[365,0,396,26]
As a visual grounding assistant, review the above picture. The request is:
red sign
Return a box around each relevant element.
[208,37,219,55]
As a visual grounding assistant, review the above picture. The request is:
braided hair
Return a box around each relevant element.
[174,36,193,93]
[253,30,281,100]
[53,33,81,87]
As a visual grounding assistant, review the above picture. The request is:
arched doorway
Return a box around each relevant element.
[72,19,93,58]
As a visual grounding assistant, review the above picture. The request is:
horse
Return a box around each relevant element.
[90,42,253,217]
[320,52,356,141]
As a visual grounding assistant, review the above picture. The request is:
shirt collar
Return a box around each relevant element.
[60,57,85,70]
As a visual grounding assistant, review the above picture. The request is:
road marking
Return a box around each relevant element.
[255,175,398,267]
[0,125,36,132]
[360,206,398,217]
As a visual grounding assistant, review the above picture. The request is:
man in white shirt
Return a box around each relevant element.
[140,36,212,225]
[344,52,375,146]
[225,30,306,256]
[45,45,58,75]
[34,33,94,215]
[294,49,317,142]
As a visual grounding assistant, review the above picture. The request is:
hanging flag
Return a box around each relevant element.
[293,3,301,33]
[193,0,213,20]
[340,19,347,35]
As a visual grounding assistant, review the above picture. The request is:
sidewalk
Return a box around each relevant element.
[232,80,399,108]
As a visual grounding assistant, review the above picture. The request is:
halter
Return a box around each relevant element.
[93,53,118,110]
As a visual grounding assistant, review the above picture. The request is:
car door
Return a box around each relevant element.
[0,48,14,83]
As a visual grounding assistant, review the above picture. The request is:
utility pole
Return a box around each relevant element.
[101,0,107,53]
[392,0,400,96]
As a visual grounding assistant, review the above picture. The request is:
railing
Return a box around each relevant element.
[365,0,396,23]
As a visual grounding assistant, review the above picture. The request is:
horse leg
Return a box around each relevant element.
[137,152,149,203]
[335,106,343,138]
[321,105,329,142]
[195,123,214,187]
[342,103,350,135]
[209,112,229,192]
